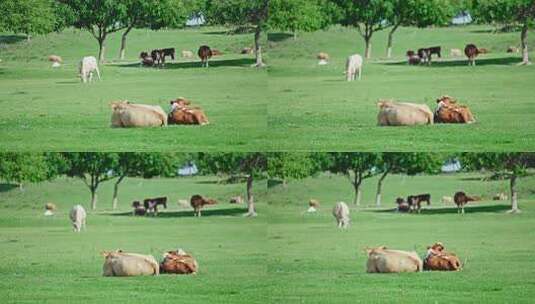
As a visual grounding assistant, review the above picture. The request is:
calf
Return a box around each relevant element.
[198,45,212,67]
[464,44,479,66]
[190,195,217,217]
[454,191,477,214]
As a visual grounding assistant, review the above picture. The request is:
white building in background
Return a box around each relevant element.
[186,14,205,27]
[178,162,198,176]
[442,159,462,173]
[451,11,472,25]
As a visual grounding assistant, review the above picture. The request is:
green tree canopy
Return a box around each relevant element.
[268,0,334,39]
[0,153,54,190]
[0,0,56,41]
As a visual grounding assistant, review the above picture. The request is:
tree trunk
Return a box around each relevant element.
[520,22,531,65]
[119,26,134,60]
[364,36,372,59]
[386,24,399,59]
[375,171,389,207]
[19,182,23,191]
[112,175,125,210]
[26,34,31,42]
[254,26,265,67]
[91,189,97,210]
[98,37,106,63]
[508,174,520,213]
[352,173,362,206]
[293,31,297,40]
[245,175,256,217]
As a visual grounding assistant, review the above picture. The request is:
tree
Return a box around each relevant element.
[472,0,535,65]
[268,0,332,39]
[330,0,395,59]
[0,0,56,41]
[110,153,178,209]
[374,153,443,207]
[62,153,118,210]
[267,153,324,185]
[460,153,535,213]
[198,153,267,216]
[385,0,453,58]
[205,0,269,67]
[0,153,53,190]
[118,0,189,59]
[60,0,128,62]
[328,153,380,205]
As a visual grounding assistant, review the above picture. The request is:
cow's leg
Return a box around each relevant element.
[462,205,465,215]
[358,67,362,80]
[95,67,101,80]
[89,71,93,82]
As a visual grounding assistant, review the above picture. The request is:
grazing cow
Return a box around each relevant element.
[418,46,441,65]
[69,205,86,232]
[78,56,100,83]
[454,191,478,214]
[464,44,479,66]
[441,196,453,204]
[317,52,329,65]
[198,45,212,67]
[424,242,462,271]
[168,98,209,125]
[406,194,430,214]
[345,54,363,81]
[111,101,167,128]
[366,246,423,273]
[143,197,167,216]
[44,202,56,216]
[211,49,223,56]
[190,195,217,217]
[395,197,410,212]
[493,192,508,201]
[434,95,476,124]
[160,249,199,275]
[230,196,243,204]
[507,46,519,53]
[450,48,463,57]
[377,100,434,126]
[332,201,350,229]
[406,50,420,65]
[102,250,159,276]
[182,50,194,58]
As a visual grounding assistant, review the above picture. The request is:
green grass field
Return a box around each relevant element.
[267,25,535,151]
[0,27,266,151]
[266,172,535,303]
[1,173,534,303]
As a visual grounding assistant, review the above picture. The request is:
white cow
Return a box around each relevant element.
[69,205,86,232]
[345,54,363,81]
[332,201,350,229]
[79,56,101,83]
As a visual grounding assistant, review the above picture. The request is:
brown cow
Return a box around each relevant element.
[454,191,478,214]
[424,242,462,271]
[190,195,217,217]
[395,197,410,212]
[434,95,476,124]
[407,194,431,213]
[198,45,212,67]
[168,98,210,126]
[160,249,199,275]
[464,44,479,66]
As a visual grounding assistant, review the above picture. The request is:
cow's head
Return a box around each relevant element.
[110,100,128,111]
[428,242,445,252]
[377,100,393,109]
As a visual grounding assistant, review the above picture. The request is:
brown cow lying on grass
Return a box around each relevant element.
[190,194,217,217]
[111,101,167,128]
[168,98,210,126]
[366,246,423,273]
[102,250,159,276]
[377,100,434,126]
[424,242,462,271]
[435,95,475,124]
[160,249,199,274]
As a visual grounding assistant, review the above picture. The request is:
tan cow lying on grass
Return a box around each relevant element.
[111,101,167,128]
[168,97,209,126]
[434,95,475,124]
[102,250,159,276]
[377,100,434,126]
[424,242,462,271]
[366,246,423,273]
[160,249,199,274]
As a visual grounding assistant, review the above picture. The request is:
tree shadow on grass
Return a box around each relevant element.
[380,56,521,67]
[372,204,510,215]
[268,33,293,42]
[0,183,18,193]
[0,35,26,45]
[116,58,255,69]
[110,207,246,218]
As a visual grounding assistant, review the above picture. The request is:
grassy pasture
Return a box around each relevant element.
[267,25,535,151]
[0,28,266,151]
[266,172,535,303]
